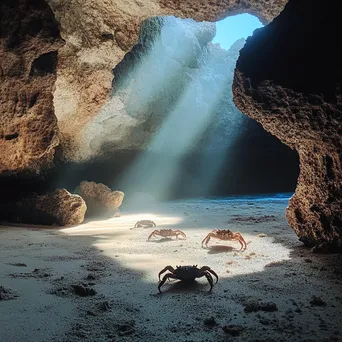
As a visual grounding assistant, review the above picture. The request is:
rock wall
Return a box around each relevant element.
[233,0,342,251]
[0,0,64,174]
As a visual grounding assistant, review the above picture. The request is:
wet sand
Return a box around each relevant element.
[1,195,341,341]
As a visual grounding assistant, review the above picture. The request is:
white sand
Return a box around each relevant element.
[1,196,341,342]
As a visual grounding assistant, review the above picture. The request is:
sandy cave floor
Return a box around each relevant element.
[0,195,342,342]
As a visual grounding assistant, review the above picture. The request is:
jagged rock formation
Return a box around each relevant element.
[45,0,287,160]
[2,189,86,226]
[75,181,124,218]
[233,0,342,252]
[0,0,64,174]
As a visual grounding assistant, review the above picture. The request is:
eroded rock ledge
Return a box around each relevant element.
[157,0,287,24]
[233,0,342,251]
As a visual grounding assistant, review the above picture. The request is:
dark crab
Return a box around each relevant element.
[158,265,218,293]
[132,220,156,229]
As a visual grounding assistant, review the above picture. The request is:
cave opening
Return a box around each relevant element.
[1,2,342,341]
[61,14,299,205]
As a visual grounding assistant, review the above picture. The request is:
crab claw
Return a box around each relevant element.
[208,268,219,283]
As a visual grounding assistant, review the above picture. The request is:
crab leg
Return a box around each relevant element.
[237,238,244,250]
[232,232,247,250]
[158,266,175,281]
[201,233,212,247]
[207,269,219,283]
[148,230,160,240]
[236,233,247,250]
[200,266,219,283]
[203,272,214,292]
[176,230,186,239]
[158,273,178,292]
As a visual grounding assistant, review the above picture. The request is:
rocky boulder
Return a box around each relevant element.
[2,189,86,226]
[75,181,124,218]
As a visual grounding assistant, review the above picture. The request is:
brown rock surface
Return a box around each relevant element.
[75,181,124,218]
[3,189,86,226]
[233,0,342,251]
[45,0,287,160]
[0,0,64,173]
[157,0,287,24]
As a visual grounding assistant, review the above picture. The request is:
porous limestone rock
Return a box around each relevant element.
[75,181,124,218]
[0,0,64,173]
[45,0,287,160]
[233,0,342,252]
[3,189,86,226]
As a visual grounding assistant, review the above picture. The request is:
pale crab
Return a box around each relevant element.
[148,229,186,241]
[202,229,247,250]
[131,220,156,229]
[158,265,219,293]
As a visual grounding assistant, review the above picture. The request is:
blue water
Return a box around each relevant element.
[171,192,293,204]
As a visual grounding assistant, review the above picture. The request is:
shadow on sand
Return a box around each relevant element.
[1,215,342,342]
[148,238,187,243]
[157,278,214,294]
[205,245,235,254]
[57,230,342,342]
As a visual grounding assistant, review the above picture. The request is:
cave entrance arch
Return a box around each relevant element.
[2,0,339,250]
[64,14,299,204]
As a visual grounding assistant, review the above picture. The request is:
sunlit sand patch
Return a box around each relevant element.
[96,233,291,282]
[60,206,292,284]
[60,213,183,236]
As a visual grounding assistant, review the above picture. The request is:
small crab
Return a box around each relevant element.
[148,229,186,241]
[202,229,247,250]
[132,220,156,229]
[158,265,218,293]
